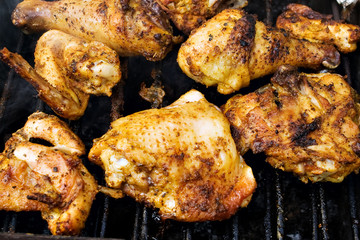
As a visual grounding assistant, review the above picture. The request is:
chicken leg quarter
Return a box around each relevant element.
[12,0,180,61]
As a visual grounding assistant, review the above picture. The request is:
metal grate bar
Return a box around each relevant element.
[232,213,239,240]
[319,185,329,240]
[348,176,359,240]
[99,197,110,238]
[140,206,149,240]
[310,184,329,240]
[275,172,284,240]
[93,200,103,237]
[2,213,17,233]
[311,185,319,240]
[265,0,273,26]
[132,203,142,240]
[184,228,192,240]
[264,172,273,240]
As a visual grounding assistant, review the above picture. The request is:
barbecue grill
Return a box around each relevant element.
[0,0,360,239]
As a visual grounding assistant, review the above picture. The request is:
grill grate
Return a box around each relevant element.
[0,0,360,239]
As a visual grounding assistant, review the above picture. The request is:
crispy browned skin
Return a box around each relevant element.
[12,0,181,61]
[154,0,247,34]
[276,4,360,53]
[178,9,340,95]
[89,90,256,221]
[37,30,122,97]
[222,66,360,183]
[0,112,98,235]
[0,30,121,120]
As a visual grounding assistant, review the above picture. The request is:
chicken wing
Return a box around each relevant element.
[0,30,121,120]
[89,89,256,221]
[154,0,247,34]
[177,9,340,94]
[0,112,98,235]
[276,4,360,53]
[222,65,360,183]
[12,0,181,61]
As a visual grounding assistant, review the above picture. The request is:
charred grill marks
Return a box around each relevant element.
[290,118,320,147]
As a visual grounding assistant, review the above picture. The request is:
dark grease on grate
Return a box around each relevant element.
[0,0,360,239]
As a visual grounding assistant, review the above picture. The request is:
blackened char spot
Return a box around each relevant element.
[227,14,256,63]
[294,137,317,147]
[229,125,242,150]
[154,33,162,40]
[119,0,130,11]
[269,39,282,63]
[141,0,173,32]
[96,2,108,16]
[253,139,275,153]
[27,193,61,207]
[171,152,185,161]
[273,89,282,108]
[239,39,248,47]
[271,65,301,92]
[291,118,320,147]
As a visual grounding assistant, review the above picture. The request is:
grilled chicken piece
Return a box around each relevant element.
[276,4,360,53]
[89,90,256,221]
[0,112,98,235]
[177,9,340,95]
[35,30,121,97]
[222,66,360,183]
[0,30,121,120]
[154,0,247,34]
[12,0,181,61]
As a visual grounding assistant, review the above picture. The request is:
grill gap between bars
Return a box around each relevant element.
[0,32,25,235]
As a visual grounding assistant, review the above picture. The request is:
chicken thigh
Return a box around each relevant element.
[177,9,340,94]
[89,89,256,221]
[0,30,121,120]
[276,4,360,53]
[222,66,360,183]
[12,0,181,61]
[0,112,98,235]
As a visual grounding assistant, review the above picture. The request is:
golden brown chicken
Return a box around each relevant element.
[276,4,360,53]
[0,112,98,235]
[154,0,247,34]
[89,89,256,221]
[222,65,360,183]
[0,30,121,120]
[177,9,341,95]
[12,0,181,61]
